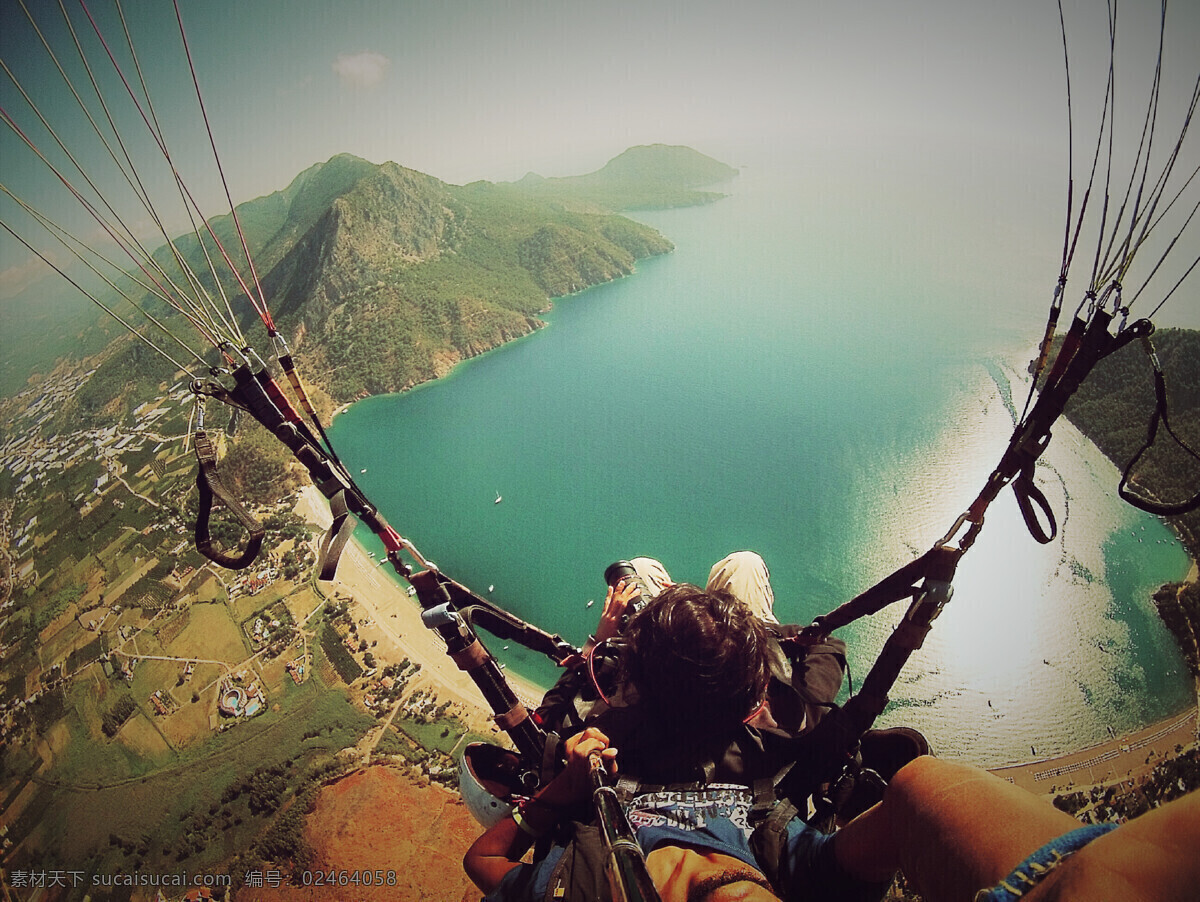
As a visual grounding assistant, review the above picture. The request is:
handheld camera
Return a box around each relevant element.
[603,560,654,623]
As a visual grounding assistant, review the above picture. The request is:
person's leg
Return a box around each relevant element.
[1024,785,1200,902]
[831,756,1080,902]
[707,551,778,623]
[630,557,673,598]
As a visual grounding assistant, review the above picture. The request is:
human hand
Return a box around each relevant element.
[595,579,640,642]
[538,727,617,807]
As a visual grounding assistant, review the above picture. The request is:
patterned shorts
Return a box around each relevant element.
[974,822,1119,901]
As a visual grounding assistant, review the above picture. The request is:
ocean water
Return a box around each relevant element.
[329,155,1192,767]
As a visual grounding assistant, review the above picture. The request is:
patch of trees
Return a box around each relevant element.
[254,793,315,869]
[66,636,106,674]
[1153,581,1200,675]
[220,418,301,506]
[102,693,138,737]
[1062,328,1199,557]
[220,761,295,816]
[33,584,84,632]
[319,624,363,684]
[279,544,313,582]
[263,511,310,540]
[28,689,66,731]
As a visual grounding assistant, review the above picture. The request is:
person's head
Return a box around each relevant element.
[623,583,772,757]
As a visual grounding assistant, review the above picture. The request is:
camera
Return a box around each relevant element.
[603,560,653,620]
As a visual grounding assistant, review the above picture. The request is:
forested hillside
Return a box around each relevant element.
[45,147,722,426]
[1062,328,1200,558]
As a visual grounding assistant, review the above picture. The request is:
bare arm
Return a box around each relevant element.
[463,728,618,894]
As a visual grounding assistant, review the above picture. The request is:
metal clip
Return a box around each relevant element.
[1140,335,1162,373]
[1117,306,1130,334]
[1083,290,1098,319]
[907,580,954,622]
[938,511,982,550]
[271,330,292,358]
[193,392,207,430]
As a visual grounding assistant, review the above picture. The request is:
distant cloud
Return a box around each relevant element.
[333,51,390,89]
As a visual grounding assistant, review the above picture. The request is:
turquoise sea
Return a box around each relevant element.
[328,152,1192,767]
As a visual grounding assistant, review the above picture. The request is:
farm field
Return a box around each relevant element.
[23,674,378,879]
[239,766,482,902]
[167,601,250,663]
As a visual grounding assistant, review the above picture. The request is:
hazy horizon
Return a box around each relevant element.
[1,0,1197,328]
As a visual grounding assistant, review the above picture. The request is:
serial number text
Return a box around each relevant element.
[299,870,398,887]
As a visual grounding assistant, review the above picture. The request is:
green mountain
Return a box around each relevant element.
[510,144,738,210]
[53,147,743,418]
[170,153,380,287]
[257,159,674,400]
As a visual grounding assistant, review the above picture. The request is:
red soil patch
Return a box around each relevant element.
[236,766,484,902]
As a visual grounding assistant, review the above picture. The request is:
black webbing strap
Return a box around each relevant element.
[1118,338,1200,516]
[1013,459,1058,543]
[809,549,937,634]
[965,312,1151,548]
[199,366,368,580]
[318,489,358,580]
[193,429,264,570]
[768,545,961,823]
[748,796,801,896]
[408,569,550,767]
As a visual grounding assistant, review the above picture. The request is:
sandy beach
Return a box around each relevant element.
[296,484,1199,784]
[989,704,1198,795]
[295,485,548,737]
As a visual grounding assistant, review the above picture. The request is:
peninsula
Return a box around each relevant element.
[0,144,738,895]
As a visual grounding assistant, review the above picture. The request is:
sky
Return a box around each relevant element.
[1,0,1197,324]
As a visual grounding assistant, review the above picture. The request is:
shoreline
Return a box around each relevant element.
[988,703,1198,796]
[294,485,547,736]
[294,484,1198,781]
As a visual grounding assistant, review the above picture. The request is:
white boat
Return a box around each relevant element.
[494,491,502,504]
[361,468,367,474]
[488,585,495,593]
[586,599,595,608]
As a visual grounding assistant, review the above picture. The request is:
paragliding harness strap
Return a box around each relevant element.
[741,312,1157,868]
[731,543,960,896]
[193,364,379,580]
[748,792,801,895]
[193,428,264,570]
[318,489,358,581]
[1118,335,1200,516]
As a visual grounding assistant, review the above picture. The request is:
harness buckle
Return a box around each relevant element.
[907,579,954,623]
